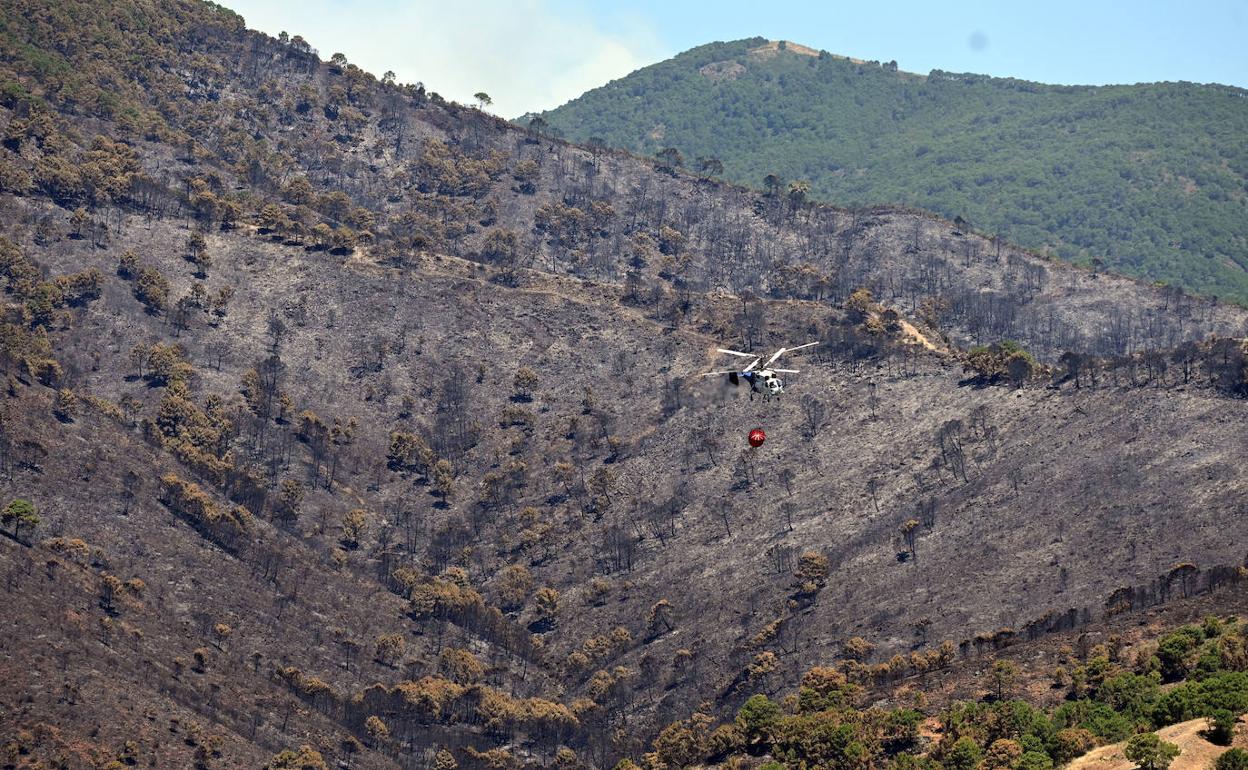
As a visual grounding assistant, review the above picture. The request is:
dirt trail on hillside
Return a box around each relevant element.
[899,318,939,350]
[1067,715,1246,770]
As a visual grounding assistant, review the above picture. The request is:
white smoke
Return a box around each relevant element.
[226,0,667,118]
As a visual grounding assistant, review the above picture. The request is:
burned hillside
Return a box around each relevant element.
[0,2,1247,769]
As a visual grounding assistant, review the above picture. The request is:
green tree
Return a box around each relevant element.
[1216,749,1248,770]
[735,694,780,746]
[1123,733,1180,770]
[2,498,40,540]
[473,92,492,109]
[798,666,860,712]
[1207,709,1236,745]
[946,736,983,770]
[1155,625,1203,681]
[1018,751,1054,770]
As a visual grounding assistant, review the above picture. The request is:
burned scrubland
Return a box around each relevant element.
[0,2,1246,768]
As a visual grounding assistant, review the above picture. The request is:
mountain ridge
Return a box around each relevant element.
[534,37,1248,303]
[533,37,1248,112]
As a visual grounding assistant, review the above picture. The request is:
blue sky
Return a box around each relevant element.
[226,0,1248,117]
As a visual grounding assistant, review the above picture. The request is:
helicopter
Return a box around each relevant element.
[704,342,818,400]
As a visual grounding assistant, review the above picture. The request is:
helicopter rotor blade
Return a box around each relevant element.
[772,368,799,374]
[765,342,819,367]
[742,357,762,373]
[716,348,757,359]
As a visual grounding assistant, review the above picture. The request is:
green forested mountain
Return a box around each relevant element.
[534,38,1248,302]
